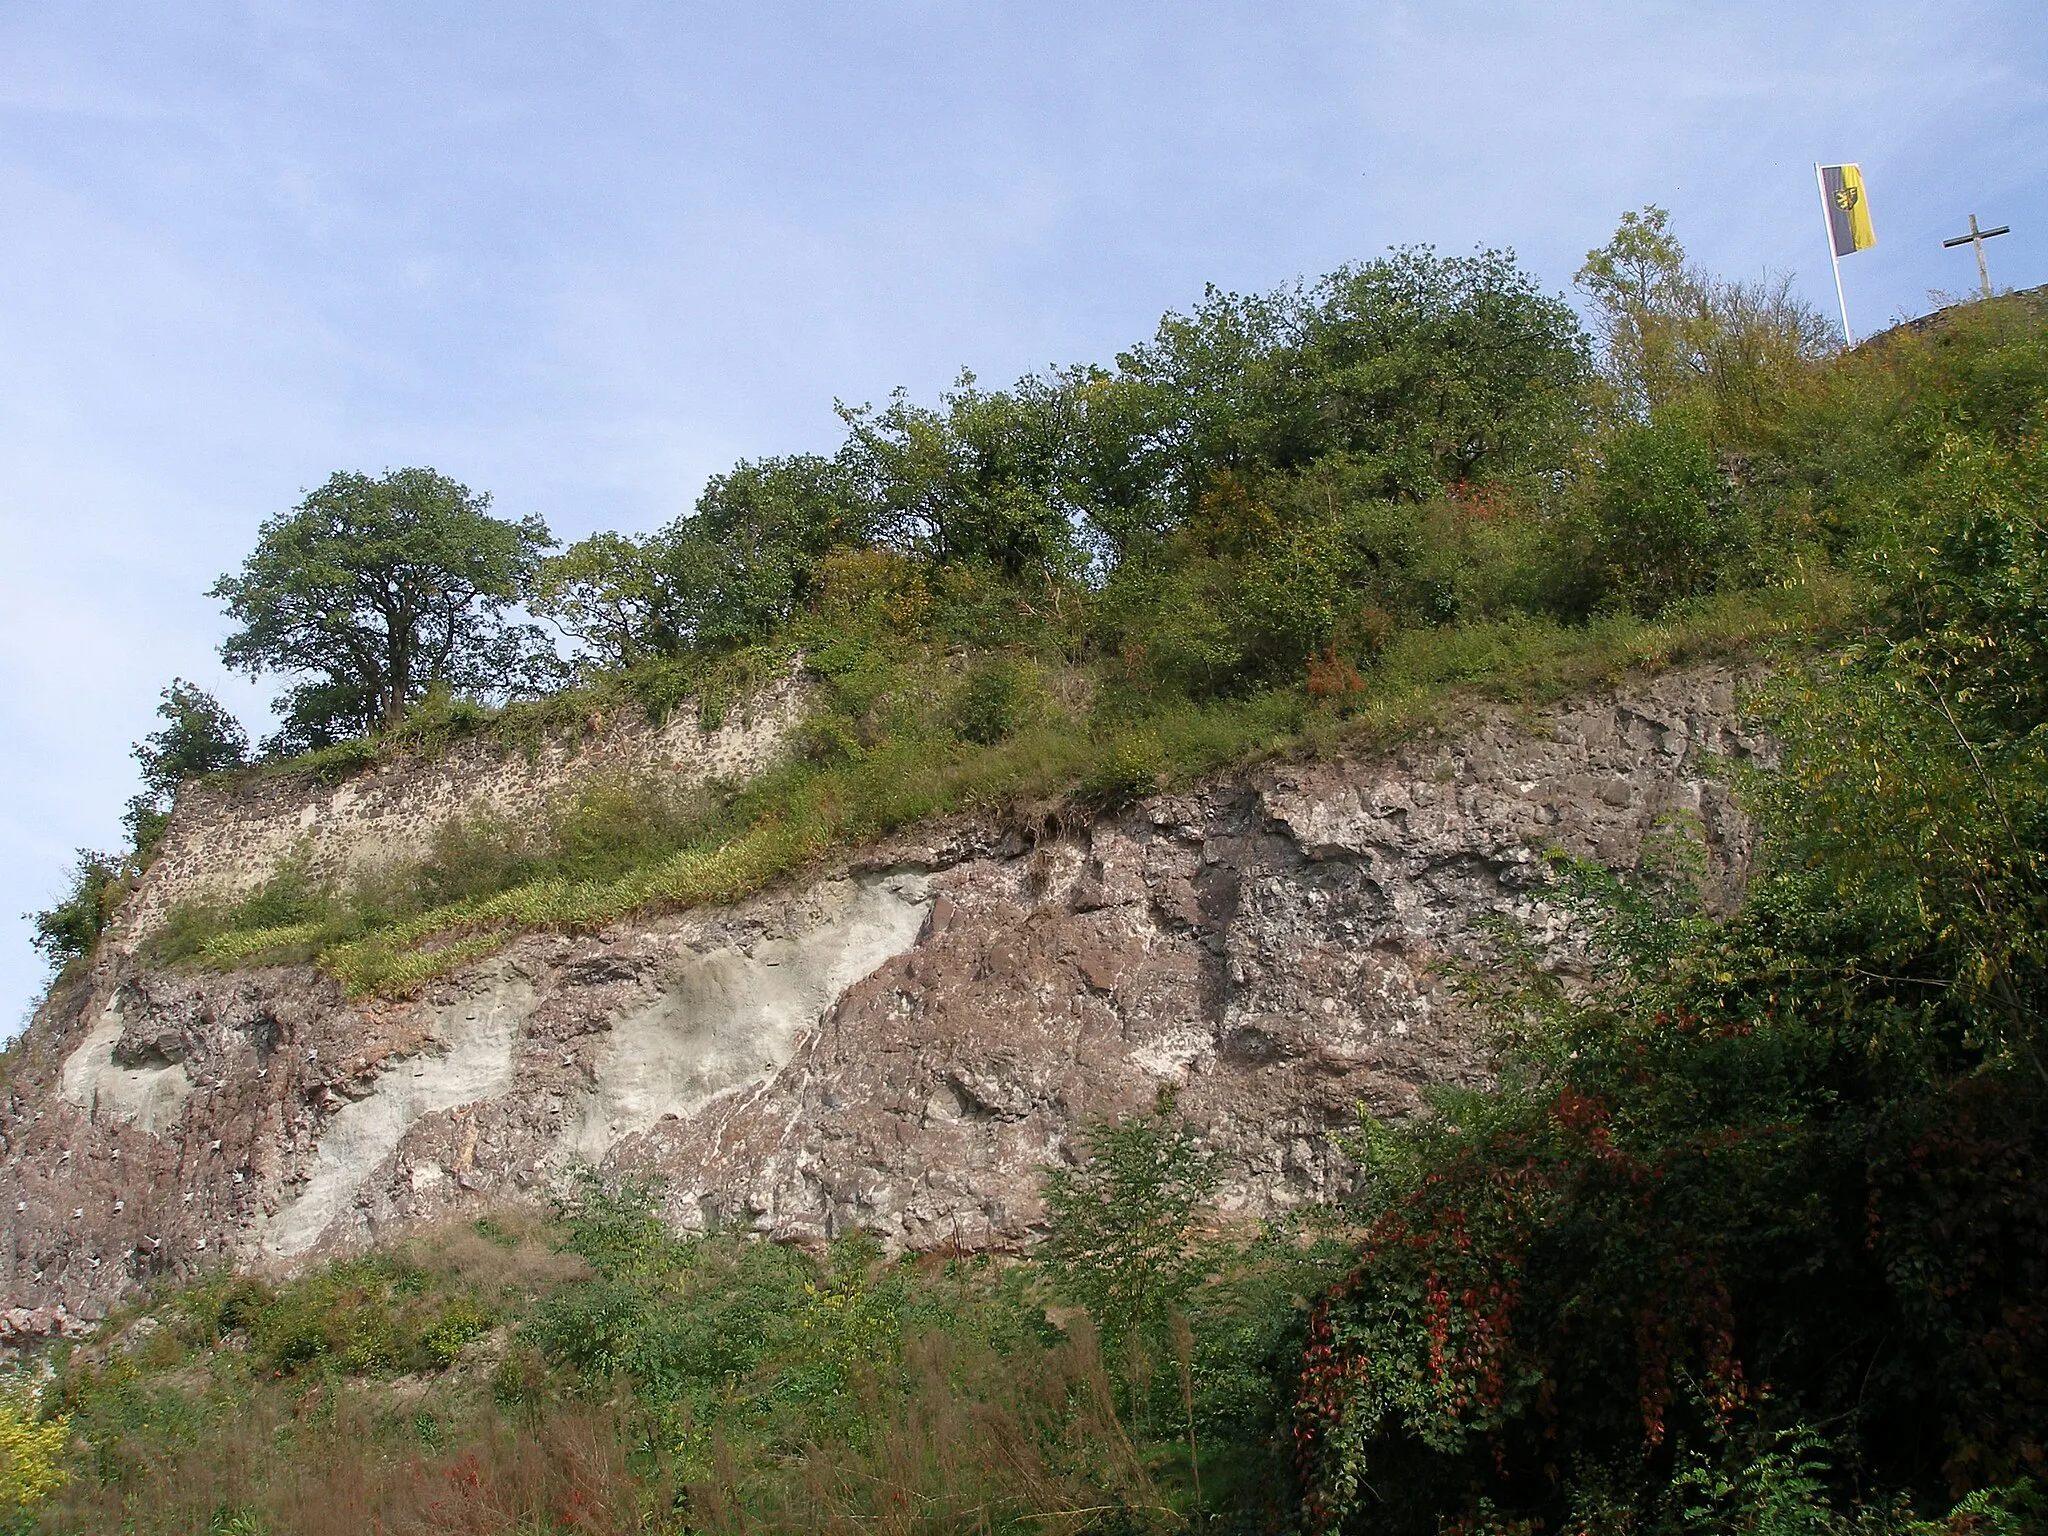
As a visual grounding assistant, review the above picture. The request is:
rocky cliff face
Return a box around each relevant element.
[0,664,1767,1341]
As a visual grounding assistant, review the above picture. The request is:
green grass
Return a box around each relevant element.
[19,1146,2001,1534]
[152,576,1844,999]
[21,1188,1352,1534]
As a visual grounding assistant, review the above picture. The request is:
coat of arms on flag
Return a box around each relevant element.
[1820,164,1876,256]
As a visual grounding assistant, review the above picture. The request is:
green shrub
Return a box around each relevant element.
[1593,408,1741,611]
[122,680,249,860]
[421,1300,492,1366]
[1041,1095,1222,1361]
[1081,731,1166,808]
[950,653,1030,744]
[26,850,129,970]
[265,735,381,783]
[1291,415,2048,1531]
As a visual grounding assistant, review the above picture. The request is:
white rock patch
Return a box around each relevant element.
[58,1003,193,1135]
[566,871,931,1163]
[261,969,534,1258]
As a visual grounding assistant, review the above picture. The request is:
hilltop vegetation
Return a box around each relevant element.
[43,211,1864,989]
[12,218,2048,1533]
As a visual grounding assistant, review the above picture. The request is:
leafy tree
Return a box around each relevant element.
[1289,248,1592,493]
[531,455,865,667]
[1578,206,1832,440]
[1117,248,1591,517]
[1689,270,1838,447]
[1591,407,1740,611]
[686,452,872,645]
[1575,204,1696,417]
[837,376,1084,579]
[26,849,128,970]
[212,468,557,752]
[526,530,691,670]
[122,679,248,856]
[527,252,1591,676]
[1103,282,1297,527]
[1041,1099,1222,1356]
[20,684,239,967]
[1038,363,1180,564]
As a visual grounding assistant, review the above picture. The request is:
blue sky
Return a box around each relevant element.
[3,1,2044,1027]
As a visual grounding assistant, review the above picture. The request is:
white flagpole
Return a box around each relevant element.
[1816,162,1854,346]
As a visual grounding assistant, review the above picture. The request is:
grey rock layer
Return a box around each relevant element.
[0,664,1765,1330]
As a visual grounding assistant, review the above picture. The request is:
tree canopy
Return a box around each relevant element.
[212,468,557,751]
[1576,204,1834,435]
[121,679,248,856]
[531,244,1593,686]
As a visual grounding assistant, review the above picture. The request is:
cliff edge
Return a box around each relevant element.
[0,663,1766,1339]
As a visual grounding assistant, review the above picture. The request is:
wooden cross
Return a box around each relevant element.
[1942,214,2011,300]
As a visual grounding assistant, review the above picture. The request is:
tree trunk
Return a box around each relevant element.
[384,637,411,729]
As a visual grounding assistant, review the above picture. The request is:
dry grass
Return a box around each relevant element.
[395,1213,592,1298]
[38,1330,1177,1536]
[684,1324,1174,1536]
[41,1394,667,1535]
[40,1278,1188,1535]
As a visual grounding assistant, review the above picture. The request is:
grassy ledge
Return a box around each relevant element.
[157,579,1841,998]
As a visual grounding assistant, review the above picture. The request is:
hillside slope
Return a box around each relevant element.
[1,661,1759,1335]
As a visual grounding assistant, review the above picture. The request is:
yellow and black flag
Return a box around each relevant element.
[1821,164,1876,255]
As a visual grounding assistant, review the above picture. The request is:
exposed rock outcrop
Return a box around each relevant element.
[0,663,1767,1331]
[114,664,810,948]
